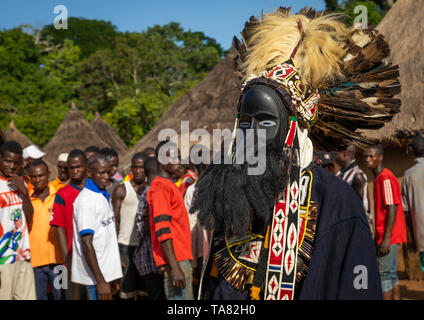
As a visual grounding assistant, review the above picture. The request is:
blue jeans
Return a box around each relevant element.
[163,260,193,300]
[33,264,64,300]
[377,244,400,293]
[86,285,97,300]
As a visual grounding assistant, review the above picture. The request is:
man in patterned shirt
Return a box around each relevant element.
[0,141,36,299]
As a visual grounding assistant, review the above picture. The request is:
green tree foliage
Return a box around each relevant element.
[325,0,340,11]
[0,19,224,147]
[41,17,118,58]
[344,1,383,27]
[323,0,394,27]
[104,91,171,147]
[0,28,78,145]
[78,22,223,145]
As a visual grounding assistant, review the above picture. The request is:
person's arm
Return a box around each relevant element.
[81,234,112,300]
[351,173,365,201]
[404,210,416,250]
[51,192,69,266]
[402,177,416,249]
[111,184,127,269]
[111,184,126,235]
[160,239,186,289]
[56,226,71,272]
[8,175,33,223]
[352,173,373,232]
[379,205,397,256]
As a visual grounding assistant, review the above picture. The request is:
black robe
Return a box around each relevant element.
[198,166,382,300]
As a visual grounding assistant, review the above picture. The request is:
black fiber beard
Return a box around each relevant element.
[190,146,290,237]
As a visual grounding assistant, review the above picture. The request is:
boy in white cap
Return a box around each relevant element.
[51,153,69,192]
[23,145,46,192]
[23,145,46,166]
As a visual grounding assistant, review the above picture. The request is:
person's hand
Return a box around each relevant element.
[110,279,120,296]
[170,265,186,289]
[120,254,127,269]
[192,267,199,286]
[96,280,112,300]
[379,237,391,256]
[8,175,28,196]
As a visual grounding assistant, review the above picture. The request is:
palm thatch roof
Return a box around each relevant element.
[43,103,108,165]
[91,112,129,157]
[5,121,33,148]
[360,0,424,146]
[120,48,241,169]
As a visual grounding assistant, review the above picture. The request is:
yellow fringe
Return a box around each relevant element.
[250,286,261,300]
[264,225,271,249]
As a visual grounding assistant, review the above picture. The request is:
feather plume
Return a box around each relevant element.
[233,7,401,150]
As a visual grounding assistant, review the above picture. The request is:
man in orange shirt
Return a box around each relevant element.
[50,153,69,192]
[147,140,193,300]
[28,159,64,300]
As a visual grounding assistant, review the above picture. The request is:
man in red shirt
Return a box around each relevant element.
[147,140,193,300]
[364,144,407,300]
[50,149,87,300]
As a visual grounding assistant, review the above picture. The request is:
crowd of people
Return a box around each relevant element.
[314,138,424,300]
[0,139,207,300]
[0,134,423,300]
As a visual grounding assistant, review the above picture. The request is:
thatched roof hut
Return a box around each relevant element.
[5,121,33,148]
[43,103,108,165]
[120,48,241,170]
[360,0,424,146]
[91,112,129,158]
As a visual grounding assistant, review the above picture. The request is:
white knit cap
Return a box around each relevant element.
[23,145,46,160]
[58,153,69,162]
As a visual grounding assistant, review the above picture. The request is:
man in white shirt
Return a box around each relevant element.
[0,141,36,300]
[72,153,122,300]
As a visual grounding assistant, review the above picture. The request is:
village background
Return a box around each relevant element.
[1,0,423,299]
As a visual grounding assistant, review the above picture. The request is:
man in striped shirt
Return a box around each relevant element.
[364,143,407,300]
[337,144,372,233]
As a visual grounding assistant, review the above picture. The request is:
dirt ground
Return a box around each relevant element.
[397,250,424,300]
[399,278,424,300]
